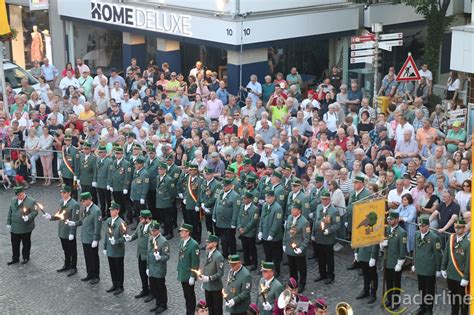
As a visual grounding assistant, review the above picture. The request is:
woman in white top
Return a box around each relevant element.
[323,103,338,136]
[455,179,471,213]
[336,84,349,113]
[24,128,40,184]
[446,70,460,102]
[38,76,51,103]
[329,180,347,251]
[38,125,54,186]
[28,91,41,110]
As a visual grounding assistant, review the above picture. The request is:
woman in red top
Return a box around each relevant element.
[61,62,75,77]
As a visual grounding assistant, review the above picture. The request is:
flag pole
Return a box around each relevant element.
[0,40,6,100]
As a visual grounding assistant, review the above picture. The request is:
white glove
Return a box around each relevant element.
[178,193,184,199]
[294,248,302,255]
[267,235,273,241]
[154,251,161,261]
[203,207,210,214]
[195,206,200,212]
[369,258,376,267]
[68,234,74,241]
[212,218,216,223]
[68,221,76,227]
[91,240,98,248]
[225,299,235,308]
[76,179,80,185]
[200,275,210,283]
[311,236,315,241]
[58,171,62,177]
[394,259,405,272]
[354,253,359,262]
[461,279,469,287]
[282,246,286,252]
[309,213,314,219]
[189,277,195,286]
[110,187,114,192]
[140,199,145,205]
[201,203,205,208]
[411,265,416,273]
[76,183,82,190]
[92,182,97,187]
[6,225,11,231]
[43,213,52,220]
[106,185,110,190]
[124,235,132,242]
[258,200,265,205]
[436,271,442,278]
[344,222,348,228]
[123,189,128,195]
[263,302,272,311]
[323,229,329,235]
[231,225,236,229]
[380,240,388,248]
[441,270,447,279]
[73,176,77,181]
[257,232,263,240]
[109,237,116,245]
[103,249,107,256]
[146,269,149,276]
[22,215,29,222]
[183,198,187,205]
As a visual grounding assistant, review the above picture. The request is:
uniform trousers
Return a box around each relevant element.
[172,198,178,227]
[205,290,223,315]
[83,243,100,278]
[60,237,77,268]
[181,282,196,315]
[241,236,257,267]
[138,257,149,293]
[131,200,145,223]
[146,190,157,217]
[97,188,111,218]
[314,243,335,279]
[205,213,215,235]
[11,232,32,261]
[447,278,468,315]
[360,261,378,295]
[150,277,168,307]
[417,275,435,312]
[262,240,283,275]
[112,191,128,219]
[81,184,98,205]
[107,256,124,288]
[216,227,236,258]
[184,209,201,243]
[287,254,307,287]
[157,207,173,236]
[385,268,402,305]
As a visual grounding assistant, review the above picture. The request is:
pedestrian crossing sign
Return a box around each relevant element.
[396,54,421,82]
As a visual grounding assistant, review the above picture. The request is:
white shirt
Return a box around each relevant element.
[182,237,190,248]
[111,215,119,226]
[420,230,429,240]
[208,248,215,259]
[264,277,274,287]
[72,104,85,116]
[222,189,231,200]
[63,197,71,206]
[59,76,80,96]
[143,222,151,234]
[419,69,433,82]
[244,203,251,211]
[292,215,301,226]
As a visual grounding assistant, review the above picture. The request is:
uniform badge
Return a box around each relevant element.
[277,213,282,219]
[435,242,441,249]
[127,167,132,172]
[219,262,224,269]
[253,197,258,204]
[254,213,259,219]
[195,249,199,256]
[171,183,175,188]
[279,195,285,201]
[145,178,149,183]
[305,226,311,233]
[136,179,142,184]
[245,282,251,289]
[98,216,102,221]
[305,203,309,208]
[236,200,241,205]
[336,216,340,222]
[119,168,125,175]
[402,237,407,244]
[174,173,179,178]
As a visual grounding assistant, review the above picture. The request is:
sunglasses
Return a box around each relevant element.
[395,157,402,159]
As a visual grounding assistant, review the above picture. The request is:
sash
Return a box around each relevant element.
[450,234,464,278]
[187,176,198,203]
[62,147,75,175]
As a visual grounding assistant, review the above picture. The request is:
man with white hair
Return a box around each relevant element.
[245,74,262,106]
[358,98,375,121]
[260,144,280,166]
[395,130,419,164]
[256,118,278,144]
[241,97,257,126]
[255,112,273,131]
[94,77,110,104]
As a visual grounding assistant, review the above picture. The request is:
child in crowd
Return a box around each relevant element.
[14,152,31,189]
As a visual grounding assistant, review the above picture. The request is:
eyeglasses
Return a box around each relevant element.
[395,157,402,159]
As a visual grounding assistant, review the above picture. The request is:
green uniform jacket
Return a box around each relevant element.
[386,225,408,269]
[213,189,240,228]
[273,183,287,211]
[202,249,225,291]
[145,157,159,190]
[286,190,310,219]
[77,153,97,186]
[441,233,470,281]
[94,157,112,189]
[130,222,151,261]
[237,203,259,238]
[259,202,284,241]
[200,179,220,213]
[282,175,294,196]
[77,204,102,244]
[347,188,370,230]
[156,175,174,209]
[309,187,323,218]
[50,198,79,239]
[283,215,311,256]
[224,266,252,313]
[414,230,442,276]
[258,176,272,201]
[244,187,260,206]
[103,217,126,257]
[167,164,181,197]
[130,167,150,201]
[312,204,340,245]
[7,196,38,234]
[184,175,203,210]
[355,245,379,262]
[230,177,241,193]
[177,237,200,282]
[124,143,134,160]
[147,234,170,279]
[108,158,132,191]
[59,145,78,179]
[256,277,284,315]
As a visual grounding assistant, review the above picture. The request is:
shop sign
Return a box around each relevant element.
[30,0,49,11]
[90,1,192,37]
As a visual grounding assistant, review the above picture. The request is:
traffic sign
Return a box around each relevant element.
[350,56,374,64]
[351,41,375,50]
[350,49,375,57]
[379,40,403,51]
[380,33,403,40]
[351,34,375,43]
[396,54,421,81]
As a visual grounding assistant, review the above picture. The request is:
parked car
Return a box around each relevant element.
[3,60,40,94]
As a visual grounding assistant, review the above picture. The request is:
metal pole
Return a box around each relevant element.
[239,17,243,90]
[372,22,383,111]
[0,41,6,101]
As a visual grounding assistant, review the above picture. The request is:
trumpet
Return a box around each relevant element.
[335,302,353,315]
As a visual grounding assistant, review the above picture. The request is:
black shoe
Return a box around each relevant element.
[21,258,29,264]
[89,278,100,285]
[135,291,149,299]
[156,306,168,313]
[150,306,158,312]
[106,286,117,293]
[356,291,369,299]
[324,278,334,284]
[248,265,257,271]
[113,288,124,295]
[165,234,173,240]
[314,276,327,282]
[144,295,154,303]
[67,268,77,277]
[81,276,93,282]
[367,296,376,304]
[7,260,19,265]
[56,265,69,272]
[346,262,359,270]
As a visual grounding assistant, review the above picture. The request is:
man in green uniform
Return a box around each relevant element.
[441,218,470,315]
[124,209,153,301]
[281,162,294,197]
[412,216,442,315]
[177,223,200,315]
[156,161,174,239]
[130,156,149,227]
[243,173,260,205]
[43,185,79,276]
[165,153,181,229]
[238,158,255,187]
[270,171,286,211]
[256,262,284,314]
[94,146,112,218]
[124,132,136,159]
[129,142,143,166]
[355,244,379,304]
[213,178,240,258]
[286,178,310,219]
[283,201,310,292]
[77,142,98,204]
[6,186,38,265]
[67,192,102,284]
[312,190,340,284]
[200,167,220,237]
[258,191,284,277]
[257,163,275,206]
[237,191,259,271]
[308,175,325,260]
[197,234,225,315]
[224,254,252,315]
[58,134,78,199]
[103,202,126,295]
[380,211,407,311]
[225,165,241,193]
[108,147,132,220]
[147,220,170,314]
[183,164,203,243]
[145,144,159,219]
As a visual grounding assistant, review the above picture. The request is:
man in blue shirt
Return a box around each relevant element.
[216,81,229,105]
[346,81,363,109]
[40,57,59,88]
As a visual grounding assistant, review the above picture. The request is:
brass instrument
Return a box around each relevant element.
[335,302,353,315]
[277,289,297,314]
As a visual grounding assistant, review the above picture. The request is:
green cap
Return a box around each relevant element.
[246,175,257,184]
[261,261,275,271]
[223,178,233,186]
[79,192,92,201]
[388,211,399,220]
[133,143,141,150]
[147,144,155,152]
[244,191,253,199]
[225,165,235,173]
[158,161,167,169]
[291,178,302,186]
[83,142,92,149]
[207,234,219,243]
[188,163,198,170]
[60,185,72,193]
[228,254,240,263]
[14,186,24,194]
[265,191,275,197]
[140,209,152,218]
[243,158,251,165]
[180,223,193,232]
[98,145,107,152]
[109,201,120,211]
[64,135,72,140]
[267,163,277,169]
[418,216,429,226]
[281,162,292,170]
[136,156,145,164]
[315,175,324,182]
[150,220,161,230]
[115,147,124,153]
[127,132,136,138]
[204,166,214,174]
[354,175,365,183]
[165,154,174,160]
[455,218,466,226]
[320,190,331,199]
[292,201,303,210]
[272,171,283,179]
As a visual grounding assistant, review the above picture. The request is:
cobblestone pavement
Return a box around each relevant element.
[0,186,452,314]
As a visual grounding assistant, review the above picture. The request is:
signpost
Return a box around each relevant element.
[396,53,421,82]
[350,49,375,57]
[379,32,403,40]
[350,56,375,64]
